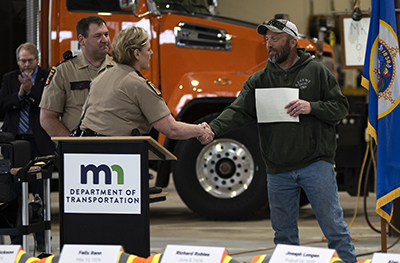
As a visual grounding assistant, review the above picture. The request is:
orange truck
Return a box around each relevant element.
[35,0,370,220]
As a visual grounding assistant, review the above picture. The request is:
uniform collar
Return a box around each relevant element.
[76,52,115,70]
[135,70,145,79]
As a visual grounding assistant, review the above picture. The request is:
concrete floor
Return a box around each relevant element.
[147,180,400,262]
[2,174,400,262]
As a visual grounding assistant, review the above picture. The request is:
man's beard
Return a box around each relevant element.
[21,67,35,75]
[268,39,291,64]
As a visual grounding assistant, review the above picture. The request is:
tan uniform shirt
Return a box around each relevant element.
[39,52,114,131]
[81,63,170,136]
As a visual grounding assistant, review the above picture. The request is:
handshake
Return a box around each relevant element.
[197,122,214,145]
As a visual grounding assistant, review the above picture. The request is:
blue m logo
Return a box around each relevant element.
[80,164,124,185]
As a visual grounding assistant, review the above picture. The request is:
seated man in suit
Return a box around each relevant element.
[0,42,54,251]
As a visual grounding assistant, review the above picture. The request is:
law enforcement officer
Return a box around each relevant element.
[39,16,114,137]
[79,25,213,140]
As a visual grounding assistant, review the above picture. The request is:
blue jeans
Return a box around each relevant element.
[267,160,357,263]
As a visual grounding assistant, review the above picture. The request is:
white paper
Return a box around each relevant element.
[160,245,226,263]
[255,88,299,123]
[269,244,335,263]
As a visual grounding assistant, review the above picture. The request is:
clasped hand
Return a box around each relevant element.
[18,72,33,97]
[197,122,214,145]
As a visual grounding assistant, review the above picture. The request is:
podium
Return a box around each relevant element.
[53,136,176,257]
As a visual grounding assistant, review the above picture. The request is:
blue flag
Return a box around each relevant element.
[362,0,400,222]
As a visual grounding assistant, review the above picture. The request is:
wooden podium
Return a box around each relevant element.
[53,136,176,257]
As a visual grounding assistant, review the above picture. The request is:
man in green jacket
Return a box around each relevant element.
[198,19,356,263]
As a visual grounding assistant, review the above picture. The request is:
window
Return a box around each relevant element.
[67,0,130,13]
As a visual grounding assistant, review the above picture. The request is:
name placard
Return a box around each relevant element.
[270,244,335,263]
[0,245,21,262]
[160,245,226,263]
[58,244,123,263]
[371,252,400,262]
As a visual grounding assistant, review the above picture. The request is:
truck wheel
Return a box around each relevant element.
[172,117,268,220]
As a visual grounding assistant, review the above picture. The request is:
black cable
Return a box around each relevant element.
[363,144,380,233]
[356,236,400,258]
[356,140,400,258]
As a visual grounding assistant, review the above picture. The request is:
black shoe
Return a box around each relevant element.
[36,242,45,252]
[35,231,45,252]
[149,186,162,194]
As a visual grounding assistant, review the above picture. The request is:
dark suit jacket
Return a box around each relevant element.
[0,67,54,155]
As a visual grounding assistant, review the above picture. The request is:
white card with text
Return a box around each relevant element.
[58,244,122,263]
[270,244,335,263]
[0,245,21,263]
[372,252,400,262]
[63,153,141,214]
[160,245,226,263]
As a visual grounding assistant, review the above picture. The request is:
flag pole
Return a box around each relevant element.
[381,217,387,252]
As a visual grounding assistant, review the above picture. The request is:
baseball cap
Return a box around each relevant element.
[256,19,299,39]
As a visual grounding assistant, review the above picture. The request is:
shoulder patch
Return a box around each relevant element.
[45,68,56,86]
[147,81,162,96]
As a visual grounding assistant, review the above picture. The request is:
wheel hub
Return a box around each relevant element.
[216,158,235,178]
[196,138,255,198]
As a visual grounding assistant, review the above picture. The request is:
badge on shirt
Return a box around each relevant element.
[45,68,56,86]
[147,81,162,96]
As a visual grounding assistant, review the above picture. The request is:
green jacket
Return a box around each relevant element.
[209,48,349,174]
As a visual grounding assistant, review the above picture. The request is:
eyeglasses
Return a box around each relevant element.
[266,19,298,37]
[18,58,36,64]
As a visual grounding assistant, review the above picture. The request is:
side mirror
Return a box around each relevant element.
[147,0,161,16]
[119,0,136,10]
[121,0,160,17]
[207,0,218,15]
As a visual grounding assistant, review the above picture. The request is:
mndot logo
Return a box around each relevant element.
[81,164,124,185]
[64,153,141,214]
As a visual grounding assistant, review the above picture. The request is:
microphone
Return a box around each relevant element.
[62,50,73,61]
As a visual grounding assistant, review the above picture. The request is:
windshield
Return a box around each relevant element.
[154,0,212,14]
[66,0,213,14]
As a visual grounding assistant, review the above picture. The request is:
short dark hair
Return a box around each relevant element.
[76,16,106,39]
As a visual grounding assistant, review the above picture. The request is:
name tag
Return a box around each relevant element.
[70,81,90,90]
[160,245,226,263]
[58,244,123,263]
[270,244,335,263]
[371,252,400,262]
[0,245,20,262]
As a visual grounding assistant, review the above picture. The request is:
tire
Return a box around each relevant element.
[172,114,269,220]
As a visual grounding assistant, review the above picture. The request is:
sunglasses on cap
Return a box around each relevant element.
[266,19,298,37]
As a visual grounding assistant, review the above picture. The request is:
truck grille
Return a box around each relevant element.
[174,22,232,51]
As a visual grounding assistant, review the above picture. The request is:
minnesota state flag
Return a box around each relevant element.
[362,0,400,222]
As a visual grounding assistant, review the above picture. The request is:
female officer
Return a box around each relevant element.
[79,25,212,141]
